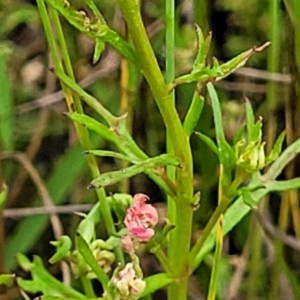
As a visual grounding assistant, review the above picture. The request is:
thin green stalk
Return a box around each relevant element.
[267,1,281,297]
[152,247,175,276]
[188,197,230,273]
[37,0,123,264]
[207,165,224,300]
[81,276,96,298]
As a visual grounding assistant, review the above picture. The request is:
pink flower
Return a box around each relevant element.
[124,193,158,242]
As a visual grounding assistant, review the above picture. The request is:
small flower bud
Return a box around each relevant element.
[111,262,146,300]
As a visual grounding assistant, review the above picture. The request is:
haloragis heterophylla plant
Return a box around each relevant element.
[3,1,299,300]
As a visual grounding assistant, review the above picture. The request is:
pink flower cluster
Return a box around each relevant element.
[121,193,158,254]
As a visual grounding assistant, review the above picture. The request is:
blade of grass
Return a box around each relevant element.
[0,53,14,151]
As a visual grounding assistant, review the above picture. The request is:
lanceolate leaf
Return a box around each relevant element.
[89,154,180,188]
[86,150,133,162]
[193,27,212,72]
[141,273,174,297]
[216,42,270,81]
[245,98,255,142]
[66,113,118,143]
[266,130,286,164]
[207,83,225,142]
[93,39,105,64]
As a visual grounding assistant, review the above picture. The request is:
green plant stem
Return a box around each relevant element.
[165,1,177,296]
[118,1,194,299]
[118,0,188,160]
[81,276,96,298]
[207,164,224,300]
[267,0,280,109]
[188,197,230,272]
[37,0,123,264]
[152,247,175,276]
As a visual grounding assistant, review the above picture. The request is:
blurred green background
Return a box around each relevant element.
[0,0,299,299]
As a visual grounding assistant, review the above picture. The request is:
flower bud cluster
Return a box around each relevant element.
[71,239,115,278]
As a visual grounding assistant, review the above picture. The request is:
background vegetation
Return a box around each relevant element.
[0,0,300,299]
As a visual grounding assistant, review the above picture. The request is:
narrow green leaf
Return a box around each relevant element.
[245,98,255,143]
[183,94,205,136]
[49,236,72,264]
[75,234,109,286]
[194,132,219,156]
[262,137,300,181]
[266,130,286,164]
[207,220,223,300]
[93,39,105,64]
[0,53,14,150]
[89,154,180,188]
[83,0,105,23]
[232,124,245,146]
[0,273,15,285]
[193,28,212,72]
[86,150,132,162]
[55,70,116,126]
[251,119,263,143]
[263,178,300,192]
[190,188,268,271]
[207,82,225,142]
[216,42,270,81]
[141,273,174,297]
[172,66,220,87]
[67,113,118,143]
